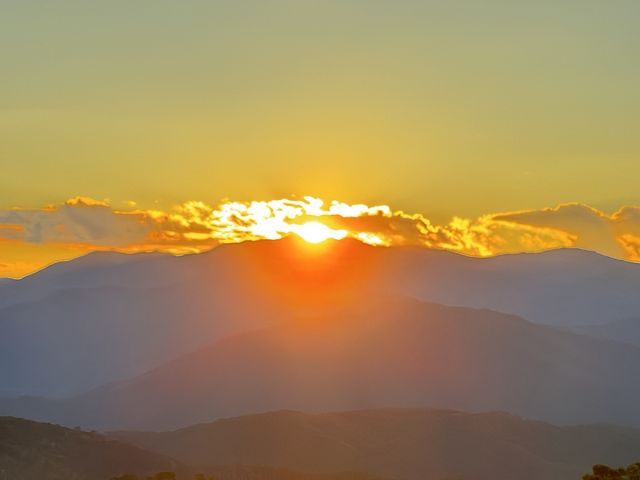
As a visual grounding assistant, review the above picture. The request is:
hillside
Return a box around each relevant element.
[111,408,640,480]
[0,416,188,480]
[0,416,388,480]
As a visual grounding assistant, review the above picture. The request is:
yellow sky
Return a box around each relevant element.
[1,2,640,276]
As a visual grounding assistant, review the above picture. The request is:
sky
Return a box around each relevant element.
[1,1,640,277]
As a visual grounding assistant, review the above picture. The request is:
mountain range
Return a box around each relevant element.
[1,239,640,431]
[6,406,634,480]
[571,317,640,348]
[0,415,386,480]
[3,295,640,430]
[110,408,640,480]
[4,408,640,480]
[2,239,640,399]
[2,239,640,478]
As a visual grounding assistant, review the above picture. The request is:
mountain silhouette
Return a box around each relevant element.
[1,239,639,398]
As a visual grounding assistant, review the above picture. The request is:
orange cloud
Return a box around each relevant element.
[64,196,111,207]
[1,196,639,278]
[0,198,220,278]
[493,203,640,259]
[619,234,640,261]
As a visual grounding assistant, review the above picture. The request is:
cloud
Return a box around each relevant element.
[0,201,152,245]
[0,198,220,255]
[64,196,111,207]
[1,196,640,278]
[619,234,640,261]
[493,203,640,259]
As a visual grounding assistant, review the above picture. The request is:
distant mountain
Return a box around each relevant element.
[0,251,175,310]
[1,239,639,398]
[0,249,285,396]
[0,416,188,480]
[111,408,640,480]
[6,296,640,430]
[571,317,640,348]
[376,246,640,327]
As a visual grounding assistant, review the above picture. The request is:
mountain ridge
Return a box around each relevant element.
[4,296,640,430]
[109,407,640,480]
[0,415,190,480]
[2,238,640,405]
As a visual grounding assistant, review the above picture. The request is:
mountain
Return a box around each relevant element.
[1,239,640,397]
[0,416,188,480]
[0,249,285,396]
[0,251,175,310]
[110,408,640,480]
[6,296,640,430]
[0,416,389,480]
[375,246,640,327]
[571,317,640,348]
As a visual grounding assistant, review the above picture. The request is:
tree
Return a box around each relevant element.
[583,462,640,480]
[145,473,176,480]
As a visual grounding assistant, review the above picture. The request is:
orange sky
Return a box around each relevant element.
[1,196,639,278]
[2,3,640,277]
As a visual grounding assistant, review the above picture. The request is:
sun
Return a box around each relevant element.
[293,221,348,244]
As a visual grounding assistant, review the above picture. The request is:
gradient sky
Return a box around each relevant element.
[2,1,640,277]
[3,1,640,217]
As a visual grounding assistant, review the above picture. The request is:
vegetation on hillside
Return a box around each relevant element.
[583,463,640,479]
[111,470,387,480]
[114,463,640,480]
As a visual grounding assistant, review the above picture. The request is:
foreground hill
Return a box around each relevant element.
[201,466,390,480]
[1,239,640,398]
[0,416,386,480]
[111,408,640,480]
[6,296,640,430]
[0,416,188,480]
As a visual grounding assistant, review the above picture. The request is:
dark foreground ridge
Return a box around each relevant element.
[108,408,640,480]
[0,416,189,480]
[0,416,386,480]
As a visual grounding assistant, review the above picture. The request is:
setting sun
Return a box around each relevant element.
[293,221,348,244]
[2,3,640,479]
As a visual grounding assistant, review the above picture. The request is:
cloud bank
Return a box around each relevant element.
[1,196,639,277]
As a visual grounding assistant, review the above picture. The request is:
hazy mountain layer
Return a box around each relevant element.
[1,239,639,397]
[571,317,640,348]
[5,296,640,430]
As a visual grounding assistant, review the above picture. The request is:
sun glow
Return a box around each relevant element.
[208,196,393,247]
[292,221,348,244]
